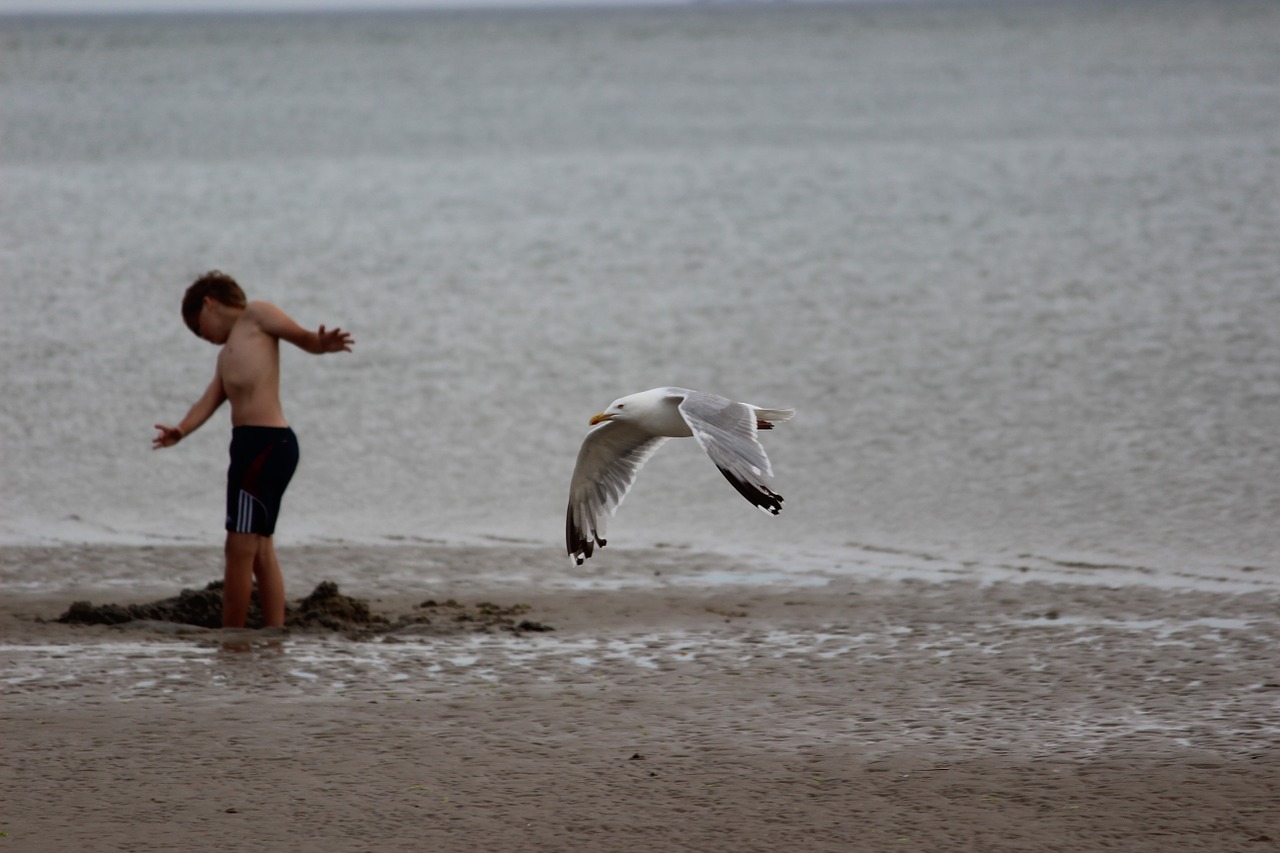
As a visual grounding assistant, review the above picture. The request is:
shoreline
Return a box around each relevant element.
[3,543,1278,851]
[1,537,1275,598]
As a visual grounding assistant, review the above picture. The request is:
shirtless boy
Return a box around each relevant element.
[153,271,354,628]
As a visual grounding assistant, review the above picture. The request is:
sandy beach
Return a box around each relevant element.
[2,543,1276,852]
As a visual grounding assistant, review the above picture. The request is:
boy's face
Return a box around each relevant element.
[197,297,233,345]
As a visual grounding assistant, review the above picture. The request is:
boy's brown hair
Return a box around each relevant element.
[183,270,247,336]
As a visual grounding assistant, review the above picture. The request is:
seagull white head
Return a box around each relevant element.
[588,390,652,425]
[588,402,623,426]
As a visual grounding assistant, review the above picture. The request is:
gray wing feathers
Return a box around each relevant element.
[678,392,786,514]
[566,421,668,564]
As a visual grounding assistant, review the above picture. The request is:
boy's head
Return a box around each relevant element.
[182,270,246,337]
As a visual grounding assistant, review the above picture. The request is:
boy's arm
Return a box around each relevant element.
[153,372,227,449]
[251,301,354,355]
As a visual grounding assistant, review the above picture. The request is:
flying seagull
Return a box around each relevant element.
[566,387,794,564]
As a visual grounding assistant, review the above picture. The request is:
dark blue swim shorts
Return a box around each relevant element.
[225,426,299,537]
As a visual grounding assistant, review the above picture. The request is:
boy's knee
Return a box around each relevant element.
[225,532,262,560]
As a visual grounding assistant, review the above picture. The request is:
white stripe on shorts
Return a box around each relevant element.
[236,490,268,534]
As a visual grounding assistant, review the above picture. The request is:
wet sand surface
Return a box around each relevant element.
[3,544,1278,852]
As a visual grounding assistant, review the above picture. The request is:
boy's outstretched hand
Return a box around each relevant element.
[317,325,355,354]
[153,424,184,449]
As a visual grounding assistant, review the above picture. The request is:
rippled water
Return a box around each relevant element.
[2,0,1278,575]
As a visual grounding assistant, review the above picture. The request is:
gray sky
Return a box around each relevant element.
[1,0,700,13]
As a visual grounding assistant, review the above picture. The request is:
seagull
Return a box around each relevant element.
[566,387,795,564]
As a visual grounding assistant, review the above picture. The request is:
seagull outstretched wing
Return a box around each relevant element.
[566,421,668,565]
[678,391,789,515]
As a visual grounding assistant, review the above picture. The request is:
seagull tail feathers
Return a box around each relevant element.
[751,407,795,430]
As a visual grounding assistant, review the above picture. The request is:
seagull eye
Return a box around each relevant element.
[616,404,624,409]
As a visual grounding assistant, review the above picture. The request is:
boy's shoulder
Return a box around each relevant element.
[239,300,309,347]
[241,300,289,328]
[243,299,279,316]
[226,301,284,343]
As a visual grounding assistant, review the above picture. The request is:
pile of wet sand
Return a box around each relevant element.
[56,580,553,637]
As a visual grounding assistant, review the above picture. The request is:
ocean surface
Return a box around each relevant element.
[1,0,1278,583]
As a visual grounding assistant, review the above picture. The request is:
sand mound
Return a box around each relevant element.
[57,580,553,636]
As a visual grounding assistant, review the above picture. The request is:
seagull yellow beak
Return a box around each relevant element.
[589,412,613,426]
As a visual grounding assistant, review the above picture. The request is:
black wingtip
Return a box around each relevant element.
[717,467,784,515]
[567,509,607,564]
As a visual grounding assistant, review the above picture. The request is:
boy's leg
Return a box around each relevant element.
[253,536,286,628]
[222,532,260,628]
[222,532,286,628]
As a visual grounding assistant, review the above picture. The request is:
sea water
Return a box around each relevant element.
[1,0,1278,580]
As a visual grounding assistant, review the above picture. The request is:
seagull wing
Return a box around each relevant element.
[677,391,785,515]
[566,420,669,564]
